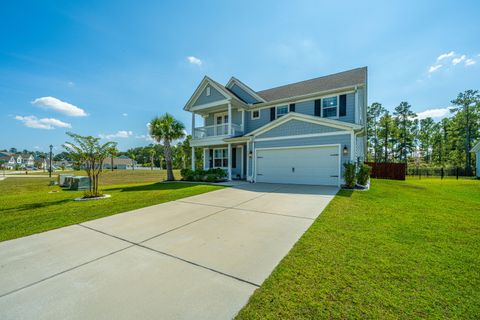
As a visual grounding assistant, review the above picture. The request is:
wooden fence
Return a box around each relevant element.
[365,162,406,180]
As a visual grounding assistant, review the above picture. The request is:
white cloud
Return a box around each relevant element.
[15,115,72,130]
[428,64,442,73]
[437,51,455,61]
[187,56,202,66]
[465,58,476,66]
[99,130,133,139]
[452,55,466,65]
[416,107,453,120]
[122,113,128,117]
[31,96,87,117]
[136,134,155,142]
[67,81,75,87]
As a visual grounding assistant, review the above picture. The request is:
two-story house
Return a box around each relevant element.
[184,67,367,186]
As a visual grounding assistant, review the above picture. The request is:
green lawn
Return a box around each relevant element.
[7,169,180,185]
[0,172,222,242]
[237,178,480,319]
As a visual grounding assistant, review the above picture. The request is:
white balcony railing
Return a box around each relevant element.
[193,123,243,139]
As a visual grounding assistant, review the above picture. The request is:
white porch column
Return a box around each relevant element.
[203,148,208,170]
[246,141,250,181]
[228,102,232,135]
[191,146,195,170]
[191,112,196,138]
[227,143,232,180]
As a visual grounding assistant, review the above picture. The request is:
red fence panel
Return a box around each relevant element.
[365,162,406,180]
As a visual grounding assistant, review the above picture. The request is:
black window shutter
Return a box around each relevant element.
[232,148,236,169]
[209,149,213,169]
[270,107,276,120]
[314,99,321,116]
[339,94,347,117]
[289,103,295,112]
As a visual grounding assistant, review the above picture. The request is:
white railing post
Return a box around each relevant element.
[227,143,232,180]
[228,102,232,135]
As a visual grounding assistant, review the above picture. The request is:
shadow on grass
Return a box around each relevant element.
[335,189,354,197]
[0,199,72,212]
[104,182,205,192]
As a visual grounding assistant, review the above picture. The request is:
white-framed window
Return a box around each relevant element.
[213,148,228,168]
[206,86,211,96]
[322,96,338,118]
[251,110,260,120]
[276,105,289,118]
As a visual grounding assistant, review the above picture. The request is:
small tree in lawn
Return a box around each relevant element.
[107,146,118,171]
[149,147,155,171]
[149,113,186,181]
[63,132,117,197]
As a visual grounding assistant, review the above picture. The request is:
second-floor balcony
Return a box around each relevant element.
[193,123,243,140]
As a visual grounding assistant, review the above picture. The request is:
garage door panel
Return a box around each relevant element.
[256,146,339,186]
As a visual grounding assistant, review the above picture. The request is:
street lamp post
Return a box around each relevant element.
[49,145,53,178]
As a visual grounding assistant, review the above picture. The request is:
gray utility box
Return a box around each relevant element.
[69,176,91,191]
[58,174,74,187]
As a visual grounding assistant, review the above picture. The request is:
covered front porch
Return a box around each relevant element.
[191,140,251,181]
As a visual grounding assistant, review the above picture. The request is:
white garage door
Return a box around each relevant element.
[255,146,340,186]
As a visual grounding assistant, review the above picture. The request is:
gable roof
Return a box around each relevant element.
[255,67,367,102]
[246,112,363,137]
[226,77,266,103]
[184,76,248,110]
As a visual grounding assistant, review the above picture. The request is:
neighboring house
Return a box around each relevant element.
[102,156,135,169]
[14,153,35,168]
[471,141,480,177]
[184,67,367,186]
[0,152,17,169]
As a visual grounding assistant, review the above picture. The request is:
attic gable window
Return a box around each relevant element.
[251,110,260,120]
[206,86,211,96]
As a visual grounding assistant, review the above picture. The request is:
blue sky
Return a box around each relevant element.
[1,0,479,152]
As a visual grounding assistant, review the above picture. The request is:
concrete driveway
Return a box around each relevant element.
[0,183,338,320]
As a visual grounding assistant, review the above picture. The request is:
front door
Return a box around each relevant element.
[215,113,228,135]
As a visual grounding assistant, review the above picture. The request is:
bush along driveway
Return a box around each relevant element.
[237,178,480,319]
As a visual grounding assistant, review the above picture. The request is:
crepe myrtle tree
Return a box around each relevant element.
[149,113,186,181]
[63,132,117,197]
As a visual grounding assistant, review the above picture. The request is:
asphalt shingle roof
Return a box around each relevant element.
[255,67,367,102]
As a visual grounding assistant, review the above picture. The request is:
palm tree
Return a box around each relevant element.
[107,146,118,171]
[149,113,185,181]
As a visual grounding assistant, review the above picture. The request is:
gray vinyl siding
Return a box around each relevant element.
[245,108,271,133]
[244,92,357,134]
[254,133,352,176]
[229,84,259,104]
[193,86,226,106]
[295,100,315,116]
[257,119,341,139]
